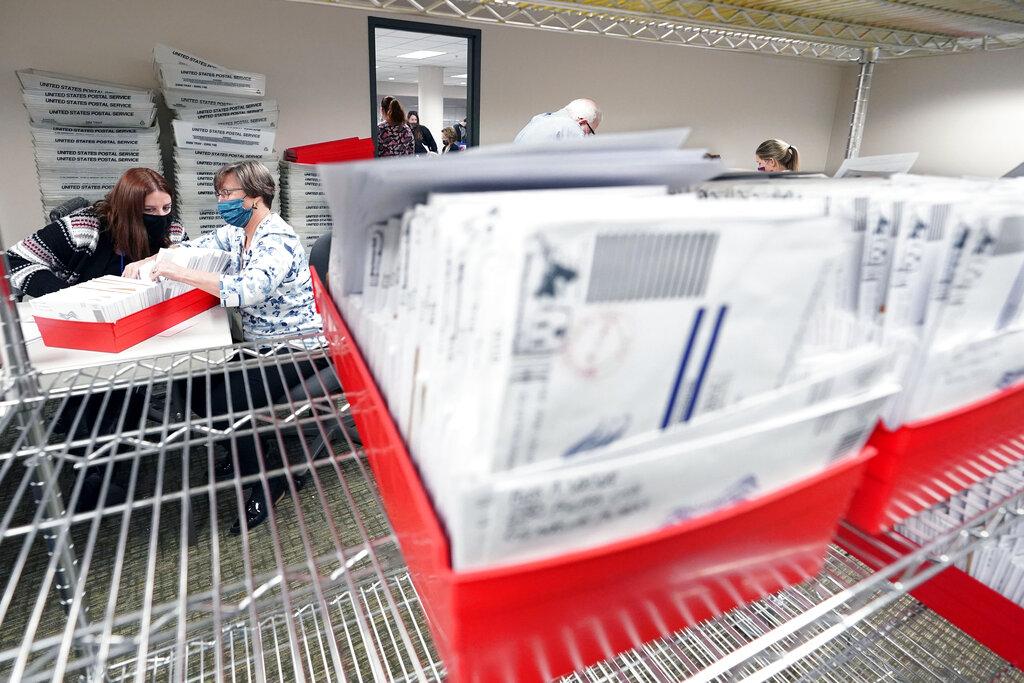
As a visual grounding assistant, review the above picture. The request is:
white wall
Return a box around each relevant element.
[827,50,1024,177]
[0,0,848,244]
[482,26,843,172]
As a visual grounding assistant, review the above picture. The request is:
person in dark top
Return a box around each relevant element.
[407,110,438,155]
[7,167,186,297]
[454,117,469,145]
[5,168,187,512]
[376,96,414,158]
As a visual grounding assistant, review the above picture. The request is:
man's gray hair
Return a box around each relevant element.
[215,160,276,209]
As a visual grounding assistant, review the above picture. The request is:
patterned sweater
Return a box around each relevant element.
[6,208,187,297]
[183,213,322,342]
[376,122,414,158]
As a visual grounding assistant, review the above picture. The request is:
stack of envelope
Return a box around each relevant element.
[31,247,231,324]
[16,70,161,219]
[139,247,231,297]
[696,174,1024,427]
[318,135,898,570]
[30,276,163,322]
[279,161,333,252]
[153,45,278,238]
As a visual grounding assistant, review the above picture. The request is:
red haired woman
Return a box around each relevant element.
[5,168,187,511]
[7,167,186,296]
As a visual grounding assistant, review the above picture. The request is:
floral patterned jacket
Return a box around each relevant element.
[184,213,322,342]
[376,122,414,158]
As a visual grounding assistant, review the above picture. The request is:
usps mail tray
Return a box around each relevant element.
[33,288,218,353]
[311,269,876,683]
[845,382,1024,534]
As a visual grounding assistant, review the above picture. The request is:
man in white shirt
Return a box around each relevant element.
[513,98,602,144]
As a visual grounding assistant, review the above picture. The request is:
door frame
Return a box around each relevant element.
[368,16,482,148]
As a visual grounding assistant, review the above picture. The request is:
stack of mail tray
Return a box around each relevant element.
[153,44,278,238]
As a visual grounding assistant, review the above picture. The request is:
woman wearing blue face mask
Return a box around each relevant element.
[136,160,326,534]
[144,160,321,340]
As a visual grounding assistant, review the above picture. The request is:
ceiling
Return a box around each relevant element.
[563,0,1024,51]
[306,0,1024,61]
[375,29,471,85]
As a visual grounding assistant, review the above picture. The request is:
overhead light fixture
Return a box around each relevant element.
[397,50,446,59]
[388,77,395,80]
[452,74,468,78]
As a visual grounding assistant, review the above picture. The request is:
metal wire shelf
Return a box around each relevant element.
[289,0,1024,60]
[1,300,1023,681]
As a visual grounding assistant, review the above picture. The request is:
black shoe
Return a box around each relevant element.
[229,477,305,535]
[74,472,103,513]
[105,482,127,508]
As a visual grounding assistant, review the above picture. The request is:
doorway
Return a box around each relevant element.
[368,17,481,153]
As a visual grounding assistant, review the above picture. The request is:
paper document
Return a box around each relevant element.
[31,276,163,322]
[834,153,919,178]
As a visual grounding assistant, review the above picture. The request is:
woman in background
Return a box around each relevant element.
[6,168,186,511]
[376,96,414,158]
[407,110,438,155]
[755,139,800,172]
[441,127,461,154]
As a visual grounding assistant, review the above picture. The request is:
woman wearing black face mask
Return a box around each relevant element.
[5,168,187,513]
[7,167,186,297]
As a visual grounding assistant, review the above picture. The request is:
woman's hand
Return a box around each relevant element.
[149,262,222,298]
[150,261,188,283]
[123,255,157,280]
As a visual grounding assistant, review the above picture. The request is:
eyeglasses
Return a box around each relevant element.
[215,187,244,199]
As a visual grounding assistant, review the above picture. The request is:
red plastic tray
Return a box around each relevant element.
[33,288,218,353]
[312,270,876,683]
[284,137,374,164]
[837,527,1024,670]
[845,383,1024,534]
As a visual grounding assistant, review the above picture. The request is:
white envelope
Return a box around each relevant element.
[451,383,896,569]
[903,326,1024,423]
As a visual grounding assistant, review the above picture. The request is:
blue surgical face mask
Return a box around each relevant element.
[217,198,253,227]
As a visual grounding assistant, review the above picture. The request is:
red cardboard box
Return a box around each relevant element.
[310,269,876,683]
[33,288,218,353]
[285,137,375,164]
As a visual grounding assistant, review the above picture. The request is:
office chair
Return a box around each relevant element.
[277,232,360,483]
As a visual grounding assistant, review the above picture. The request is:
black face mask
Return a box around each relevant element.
[142,213,174,233]
[142,213,173,254]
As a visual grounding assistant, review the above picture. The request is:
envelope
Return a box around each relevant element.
[451,383,896,569]
[902,326,1024,423]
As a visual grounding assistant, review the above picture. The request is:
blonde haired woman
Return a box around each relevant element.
[441,127,461,154]
[134,160,326,534]
[755,139,800,172]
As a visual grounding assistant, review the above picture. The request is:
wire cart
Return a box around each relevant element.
[0,240,1020,682]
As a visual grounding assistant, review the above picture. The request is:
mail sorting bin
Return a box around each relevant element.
[845,382,1024,534]
[311,270,878,683]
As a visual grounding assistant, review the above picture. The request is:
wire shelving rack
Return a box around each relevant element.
[1,269,1023,682]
